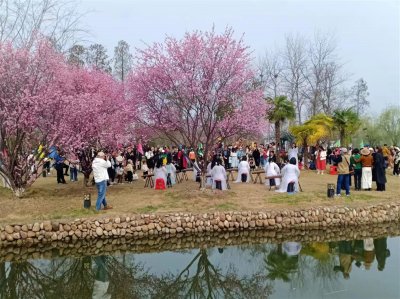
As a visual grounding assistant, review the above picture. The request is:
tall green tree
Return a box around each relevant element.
[267,96,296,154]
[360,117,384,147]
[113,40,133,81]
[378,106,400,145]
[351,78,369,116]
[332,108,360,147]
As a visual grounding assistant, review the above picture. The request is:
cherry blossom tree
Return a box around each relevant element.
[0,40,131,196]
[0,41,73,196]
[63,67,132,185]
[127,28,268,170]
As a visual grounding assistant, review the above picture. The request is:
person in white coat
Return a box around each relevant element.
[165,159,177,186]
[235,156,250,183]
[92,152,113,211]
[264,159,281,188]
[276,157,300,193]
[211,159,228,190]
[206,161,213,187]
[288,143,299,165]
[229,150,239,168]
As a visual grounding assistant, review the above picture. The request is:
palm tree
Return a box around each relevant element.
[332,108,361,147]
[267,96,296,157]
[265,244,299,282]
[290,114,333,168]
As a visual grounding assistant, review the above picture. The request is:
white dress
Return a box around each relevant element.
[276,164,300,193]
[211,165,228,190]
[154,166,167,188]
[166,163,176,185]
[235,161,250,183]
[264,161,281,186]
[288,147,299,164]
[230,152,238,168]
[206,162,213,187]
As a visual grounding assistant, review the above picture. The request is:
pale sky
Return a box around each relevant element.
[79,0,400,114]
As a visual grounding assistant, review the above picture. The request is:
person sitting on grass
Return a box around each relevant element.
[276,157,300,193]
[92,152,113,211]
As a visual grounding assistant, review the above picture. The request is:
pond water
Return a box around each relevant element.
[0,235,399,299]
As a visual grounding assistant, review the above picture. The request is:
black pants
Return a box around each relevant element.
[56,165,66,183]
[63,164,69,175]
[394,162,400,175]
[44,161,50,172]
[127,171,133,182]
[377,183,385,191]
[354,169,362,190]
[108,168,115,182]
[241,173,247,182]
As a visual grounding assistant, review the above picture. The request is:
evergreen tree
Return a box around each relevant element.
[113,40,133,81]
[351,78,369,116]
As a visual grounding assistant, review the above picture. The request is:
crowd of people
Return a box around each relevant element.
[41,141,400,211]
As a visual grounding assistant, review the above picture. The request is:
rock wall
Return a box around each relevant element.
[1,222,400,263]
[1,202,399,250]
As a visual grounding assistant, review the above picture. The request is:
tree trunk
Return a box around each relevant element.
[340,129,345,147]
[83,173,91,187]
[275,121,281,163]
[302,140,309,169]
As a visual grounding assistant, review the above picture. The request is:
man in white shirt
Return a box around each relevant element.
[92,152,113,211]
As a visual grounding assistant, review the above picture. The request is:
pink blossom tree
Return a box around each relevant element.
[63,67,133,185]
[0,41,74,196]
[0,41,132,196]
[127,28,268,171]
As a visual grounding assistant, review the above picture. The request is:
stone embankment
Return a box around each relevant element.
[1,202,399,249]
[1,222,400,263]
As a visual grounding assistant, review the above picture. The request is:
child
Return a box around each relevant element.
[116,163,124,184]
[125,160,134,183]
[142,160,149,176]
[249,157,255,171]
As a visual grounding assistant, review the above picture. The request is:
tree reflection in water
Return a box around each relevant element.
[0,260,53,299]
[0,237,393,298]
[264,243,299,282]
[154,248,273,299]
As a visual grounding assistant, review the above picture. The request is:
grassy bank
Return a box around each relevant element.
[0,169,399,224]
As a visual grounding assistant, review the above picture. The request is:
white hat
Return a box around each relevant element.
[341,147,348,153]
[97,151,105,157]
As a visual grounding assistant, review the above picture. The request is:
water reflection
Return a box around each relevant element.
[0,236,398,299]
